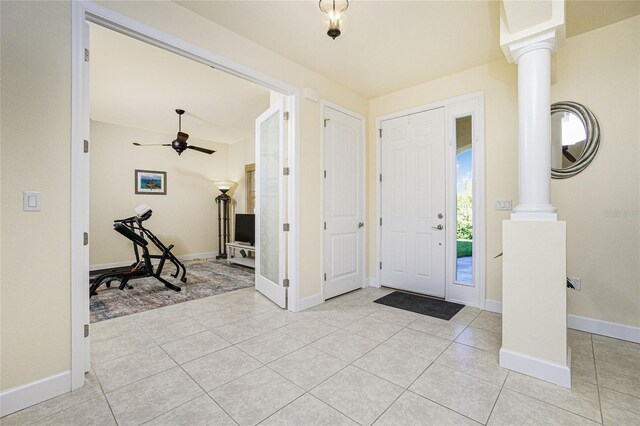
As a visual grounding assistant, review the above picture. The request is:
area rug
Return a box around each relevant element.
[90,260,255,323]
[374,291,464,320]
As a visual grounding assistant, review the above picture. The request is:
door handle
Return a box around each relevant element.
[358,222,364,228]
[432,224,444,230]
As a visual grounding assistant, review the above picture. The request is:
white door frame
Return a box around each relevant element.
[71,0,301,391]
[374,92,485,309]
[320,101,367,300]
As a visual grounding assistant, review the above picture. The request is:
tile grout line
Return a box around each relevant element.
[591,333,605,425]
[91,368,120,426]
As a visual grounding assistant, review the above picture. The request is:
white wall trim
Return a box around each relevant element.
[500,347,571,388]
[298,292,324,311]
[90,251,220,271]
[486,299,640,344]
[366,277,379,288]
[0,371,71,417]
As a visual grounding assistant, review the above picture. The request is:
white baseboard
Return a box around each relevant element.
[298,292,324,311]
[91,251,219,271]
[485,299,640,344]
[0,370,70,417]
[500,347,571,388]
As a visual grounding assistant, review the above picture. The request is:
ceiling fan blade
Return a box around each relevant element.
[176,131,189,143]
[563,149,577,163]
[187,145,216,155]
[132,142,171,146]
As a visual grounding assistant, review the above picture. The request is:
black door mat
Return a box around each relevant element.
[374,291,465,320]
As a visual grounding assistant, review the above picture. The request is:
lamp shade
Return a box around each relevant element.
[213,180,238,196]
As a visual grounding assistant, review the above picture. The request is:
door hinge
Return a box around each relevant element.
[379,262,382,270]
[379,217,382,226]
[83,232,89,246]
[324,273,327,281]
[283,223,290,232]
[283,111,290,121]
[323,170,327,179]
[84,48,90,62]
[283,278,290,288]
[83,140,89,153]
[379,173,382,183]
[283,167,290,176]
[324,222,327,230]
[84,324,89,337]
[324,118,329,127]
[379,129,383,138]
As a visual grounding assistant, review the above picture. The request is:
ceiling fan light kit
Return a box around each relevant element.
[132,108,216,156]
[319,0,349,39]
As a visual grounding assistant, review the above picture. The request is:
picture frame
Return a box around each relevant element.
[135,170,167,195]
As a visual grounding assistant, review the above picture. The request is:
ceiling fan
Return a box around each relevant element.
[132,109,216,156]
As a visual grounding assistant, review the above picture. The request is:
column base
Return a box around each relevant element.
[500,347,571,388]
[511,204,557,221]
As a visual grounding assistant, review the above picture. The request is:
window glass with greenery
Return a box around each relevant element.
[455,116,473,285]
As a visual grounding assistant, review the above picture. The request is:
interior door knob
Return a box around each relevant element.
[358,222,364,228]
[432,224,444,230]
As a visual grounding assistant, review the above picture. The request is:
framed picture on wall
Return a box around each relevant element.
[135,170,167,195]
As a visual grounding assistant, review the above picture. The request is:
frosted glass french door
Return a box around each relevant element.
[255,102,287,308]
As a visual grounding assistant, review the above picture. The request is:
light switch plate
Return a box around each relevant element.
[23,191,41,212]
[494,199,512,211]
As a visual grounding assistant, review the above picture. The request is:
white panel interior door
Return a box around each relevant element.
[83,22,91,373]
[255,102,287,308]
[381,108,446,297]
[323,106,363,299]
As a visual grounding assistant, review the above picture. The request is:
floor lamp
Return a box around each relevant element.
[214,181,237,259]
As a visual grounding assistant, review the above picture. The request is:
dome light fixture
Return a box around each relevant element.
[319,0,349,39]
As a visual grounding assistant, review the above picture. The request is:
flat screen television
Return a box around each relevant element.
[235,213,255,246]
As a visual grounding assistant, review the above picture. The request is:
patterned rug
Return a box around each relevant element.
[90,260,255,323]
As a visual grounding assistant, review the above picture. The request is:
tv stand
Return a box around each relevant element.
[225,242,255,269]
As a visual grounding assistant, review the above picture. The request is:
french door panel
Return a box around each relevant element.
[323,107,363,299]
[255,102,287,308]
[381,108,446,297]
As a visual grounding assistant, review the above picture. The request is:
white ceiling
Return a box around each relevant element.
[90,23,270,144]
[175,0,640,99]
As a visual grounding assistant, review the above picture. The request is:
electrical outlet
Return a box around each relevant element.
[569,277,582,290]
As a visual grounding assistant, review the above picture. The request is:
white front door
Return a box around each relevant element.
[255,102,287,308]
[381,108,446,297]
[323,106,364,299]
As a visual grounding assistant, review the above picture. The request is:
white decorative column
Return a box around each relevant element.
[510,32,558,221]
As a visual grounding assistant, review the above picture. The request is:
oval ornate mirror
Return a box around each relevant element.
[551,101,600,179]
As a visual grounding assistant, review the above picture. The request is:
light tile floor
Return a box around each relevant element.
[3,286,639,425]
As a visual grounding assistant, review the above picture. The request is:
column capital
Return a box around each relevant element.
[503,29,561,64]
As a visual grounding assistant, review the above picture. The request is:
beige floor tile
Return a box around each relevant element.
[182,346,262,391]
[0,372,104,426]
[304,307,368,328]
[237,330,306,363]
[450,306,482,325]
[455,327,502,353]
[353,343,431,388]
[600,387,640,426]
[106,367,203,426]
[261,394,358,426]
[93,345,176,392]
[90,316,139,344]
[312,330,378,363]
[311,366,403,426]
[488,388,600,425]
[145,317,208,344]
[408,316,468,340]
[568,329,594,358]
[278,318,338,344]
[268,346,347,391]
[90,330,157,364]
[410,364,501,424]
[572,352,597,384]
[504,371,602,422]
[469,311,502,333]
[132,306,191,330]
[212,318,275,344]
[192,308,248,329]
[374,391,478,426]
[31,396,115,426]
[385,328,451,361]
[436,343,508,385]
[161,330,231,364]
[146,394,236,426]
[596,359,640,398]
[593,334,640,370]
[344,316,403,343]
[210,367,304,426]
[368,306,421,327]
[252,309,304,329]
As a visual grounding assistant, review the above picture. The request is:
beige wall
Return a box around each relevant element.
[228,137,256,216]
[0,0,367,392]
[368,16,640,327]
[89,120,229,266]
[1,1,72,390]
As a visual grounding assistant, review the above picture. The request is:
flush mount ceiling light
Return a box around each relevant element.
[319,0,349,39]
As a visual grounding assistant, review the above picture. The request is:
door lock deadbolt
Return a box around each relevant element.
[437,213,443,219]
